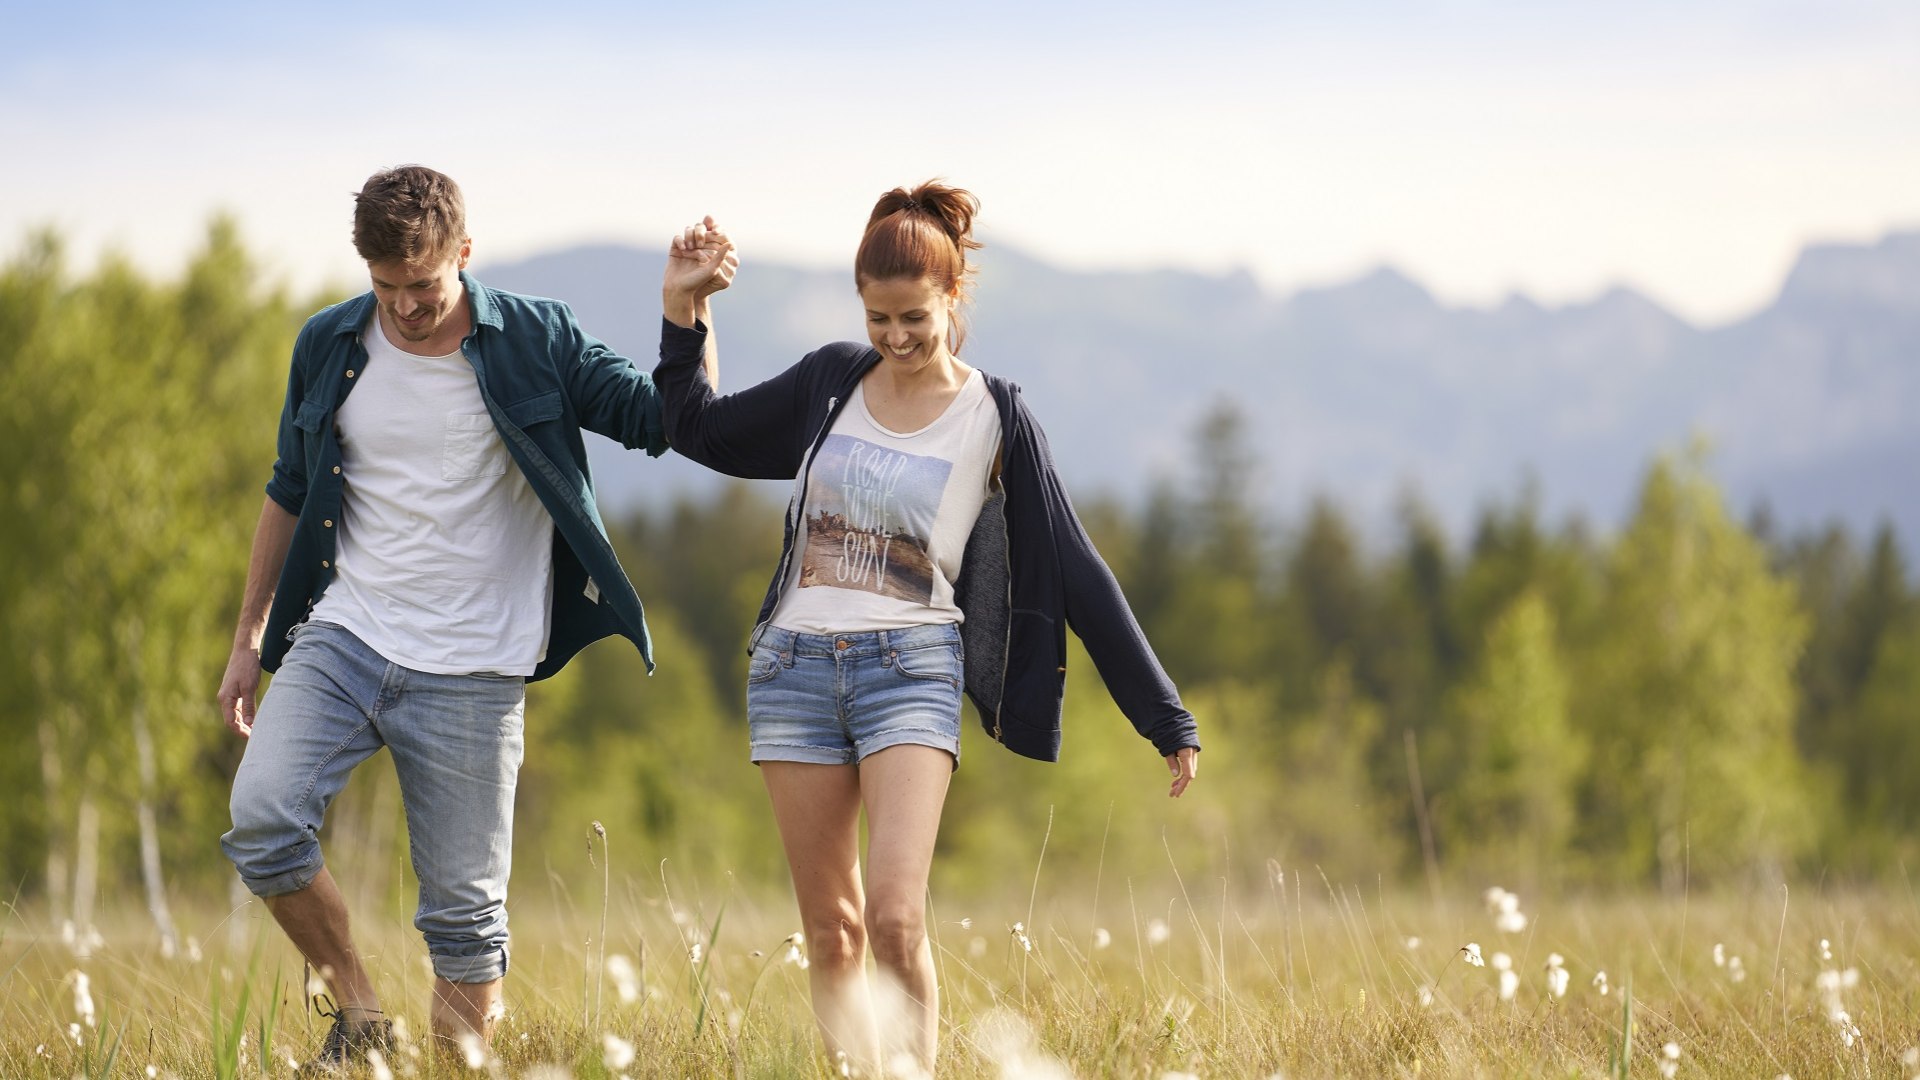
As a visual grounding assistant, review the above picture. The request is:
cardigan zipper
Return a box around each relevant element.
[749,394,841,651]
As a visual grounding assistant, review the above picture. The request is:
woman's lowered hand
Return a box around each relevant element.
[1165,746,1198,798]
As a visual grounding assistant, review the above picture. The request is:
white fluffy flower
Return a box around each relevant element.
[1712,943,1725,967]
[688,941,704,965]
[1659,1041,1681,1078]
[606,954,640,1004]
[457,1031,486,1069]
[1093,928,1112,950]
[1593,970,1610,996]
[1460,943,1484,967]
[1491,952,1512,971]
[1499,969,1519,1001]
[602,1033,636,1070]
[1146,918,1171,946]
[71,971,95,1027]
[1544,954,1569,999]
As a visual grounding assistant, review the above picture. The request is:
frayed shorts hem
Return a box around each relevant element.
[750,729,960,768]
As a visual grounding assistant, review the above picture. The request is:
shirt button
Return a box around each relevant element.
[323,519,334,528]
[345,369,356,378]
[332,466,341,475]
[321,560,330,568]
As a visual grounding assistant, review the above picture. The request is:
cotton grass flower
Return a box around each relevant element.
[1459,943,1484,967]
[1659,1041,1681,1079]
[606,954,641,1003]
[1484,886,1529,933]
[688,941,704,965]
[1728,955,1746,983]
[71,970,95,1027]
[1491,953,1518,1001]
[457,1031,486,1070]
[1593,970,1610,995]
[602,1033,636,1070]
[366,1049,395,1080]
[1093,927,1112,950]
[1011,922,1033,953]
[1404,936,1421,950]
[782,931,809,969]
[1712,943,1725,967]
[1544,954,1570,999]
[1146,918,1171,946]
[1819,938,1832,962]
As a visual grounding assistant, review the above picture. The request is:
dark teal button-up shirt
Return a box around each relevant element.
[260,272,666,681]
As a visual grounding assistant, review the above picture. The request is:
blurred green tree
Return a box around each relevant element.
[1575,451,1817,888]
[1433,591,1584,885]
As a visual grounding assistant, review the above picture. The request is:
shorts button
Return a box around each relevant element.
[835,640,851,651]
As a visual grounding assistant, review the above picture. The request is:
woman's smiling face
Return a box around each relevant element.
[860,276,956,372]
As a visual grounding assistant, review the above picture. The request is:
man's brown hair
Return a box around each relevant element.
[352,165,466,264]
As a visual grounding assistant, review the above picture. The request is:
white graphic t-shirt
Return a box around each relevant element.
[769,368,1002,634]
[308,310,555,675]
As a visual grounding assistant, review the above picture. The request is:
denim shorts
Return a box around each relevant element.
[747,623,964,767]
[220,621,526,984]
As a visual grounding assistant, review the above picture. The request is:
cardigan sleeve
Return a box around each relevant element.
[653,318,809,480]
[1022,399,1202,758]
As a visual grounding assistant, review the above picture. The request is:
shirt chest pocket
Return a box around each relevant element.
[443,413,510,481]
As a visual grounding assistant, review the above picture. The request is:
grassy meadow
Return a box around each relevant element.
[5,867,1919,1078]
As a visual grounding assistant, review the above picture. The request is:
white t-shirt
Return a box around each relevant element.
[769,367,1002,634]
[308,312,555,675]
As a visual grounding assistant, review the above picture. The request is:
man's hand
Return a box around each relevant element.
[1165,746,1199,798]
[218,645,264,738]
[663,216,738,327]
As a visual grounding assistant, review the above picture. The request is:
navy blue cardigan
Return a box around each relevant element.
[654,319,1199,763]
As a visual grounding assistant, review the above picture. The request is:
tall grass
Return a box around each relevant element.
[2,870,1917,1078]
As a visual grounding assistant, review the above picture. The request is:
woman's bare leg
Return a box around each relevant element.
[857,745,954,1074]
[762,761,881,1073]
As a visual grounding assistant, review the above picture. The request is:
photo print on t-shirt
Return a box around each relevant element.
[799,435,951,603]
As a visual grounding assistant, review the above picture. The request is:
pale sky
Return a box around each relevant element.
[4,0,1917,324]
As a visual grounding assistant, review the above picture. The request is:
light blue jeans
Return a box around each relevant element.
[221,621,526,984]
[746,623,964,766]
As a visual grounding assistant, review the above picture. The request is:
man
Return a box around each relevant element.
[216,166,729,1068]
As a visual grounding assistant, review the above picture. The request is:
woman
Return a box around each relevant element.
[654,182,1199,1076]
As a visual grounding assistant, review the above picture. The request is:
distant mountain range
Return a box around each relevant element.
[481,231,1920,551]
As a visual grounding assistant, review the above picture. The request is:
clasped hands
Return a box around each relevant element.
[662,216,738,328]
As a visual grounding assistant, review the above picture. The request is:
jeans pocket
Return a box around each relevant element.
[892,641,961,688]
[747,651,782,685]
